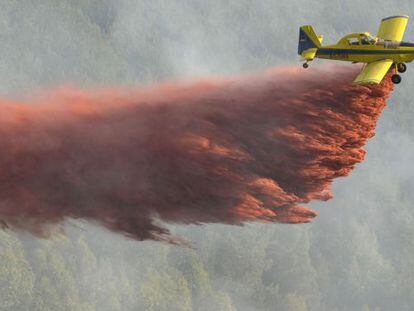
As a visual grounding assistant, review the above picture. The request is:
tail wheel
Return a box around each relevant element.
[303,63,309,69]
[391,74,402,84]
[397,63,407,73]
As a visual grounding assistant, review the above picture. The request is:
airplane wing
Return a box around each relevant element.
[353,59,393,85]
[377,15,409,41]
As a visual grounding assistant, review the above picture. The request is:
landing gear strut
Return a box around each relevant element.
[392,63,405,84]
[391,74,402,84]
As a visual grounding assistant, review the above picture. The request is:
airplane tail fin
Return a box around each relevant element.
[298,25,323,56]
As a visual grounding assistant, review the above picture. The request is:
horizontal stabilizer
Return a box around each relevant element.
[300,48,317,61]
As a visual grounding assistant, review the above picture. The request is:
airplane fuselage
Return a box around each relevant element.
[315,42,414,64]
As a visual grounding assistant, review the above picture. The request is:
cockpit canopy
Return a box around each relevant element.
[338,33,378,46]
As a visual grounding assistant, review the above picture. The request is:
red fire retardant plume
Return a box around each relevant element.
[0,66,393,244]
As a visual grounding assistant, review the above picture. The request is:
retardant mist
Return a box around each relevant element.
[0,66,393,244]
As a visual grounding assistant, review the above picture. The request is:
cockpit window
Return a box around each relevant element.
[361,35,376,45]
[348,38,359,45]
[361,36,369,45]
[344,35,377,46]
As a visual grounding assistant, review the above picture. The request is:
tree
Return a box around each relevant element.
[0,231,34,311]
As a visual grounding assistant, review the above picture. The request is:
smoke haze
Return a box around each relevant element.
[2,2,414,310]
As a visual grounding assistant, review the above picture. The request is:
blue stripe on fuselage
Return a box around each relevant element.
[316,48,414,56]
[400,41,414,47]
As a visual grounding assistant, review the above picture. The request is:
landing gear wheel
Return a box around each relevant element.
[391,74,402,84]
[397,63,407,73]
[303,63,309,69]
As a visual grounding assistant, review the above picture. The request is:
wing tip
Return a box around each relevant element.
[382,15,409,22]
[353,80,381,86]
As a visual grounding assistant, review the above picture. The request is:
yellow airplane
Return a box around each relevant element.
[298,15,413,85]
